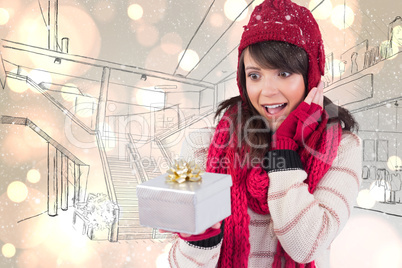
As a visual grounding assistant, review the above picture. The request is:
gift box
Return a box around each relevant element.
[137,172,232,234]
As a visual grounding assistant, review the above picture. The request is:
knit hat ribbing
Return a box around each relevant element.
[238,0,325,96]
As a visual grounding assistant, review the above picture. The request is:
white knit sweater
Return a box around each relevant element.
[169,130,362,268]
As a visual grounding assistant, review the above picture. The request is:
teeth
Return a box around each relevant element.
[264,103,285,109]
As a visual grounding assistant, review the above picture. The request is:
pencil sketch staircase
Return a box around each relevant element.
[107,156,154,240]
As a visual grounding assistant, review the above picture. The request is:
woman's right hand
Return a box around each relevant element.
[159,221,222,241]
[271,81,324,150]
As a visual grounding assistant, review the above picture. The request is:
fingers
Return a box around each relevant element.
[211,222,221,229]
[159,221,221,238]
[304,81,324,108]
[304,87,316,105]
[179,233,192,238]
[312,81,324,108]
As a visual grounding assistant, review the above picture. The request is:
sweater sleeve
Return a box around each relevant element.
[168,128,222,267]
[169,236,222,268]
[266,132,362,263]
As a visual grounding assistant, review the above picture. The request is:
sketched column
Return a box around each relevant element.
[48,144,59,216]
[61,154,68,210]
[95,67,111,133]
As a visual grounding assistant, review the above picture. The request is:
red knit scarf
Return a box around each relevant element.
[206,104,342,268]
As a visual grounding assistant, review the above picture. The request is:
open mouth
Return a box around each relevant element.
[264,103,287,115]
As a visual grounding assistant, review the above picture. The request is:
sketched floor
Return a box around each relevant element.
[0,208,171,268]
[1,180,401,267]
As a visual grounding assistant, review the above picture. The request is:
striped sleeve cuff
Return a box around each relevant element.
[187,220,224,248]
[263,150,303,173]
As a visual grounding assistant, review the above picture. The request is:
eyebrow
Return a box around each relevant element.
[245,66,261,71]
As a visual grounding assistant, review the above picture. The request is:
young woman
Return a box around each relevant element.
[167,0,362,267]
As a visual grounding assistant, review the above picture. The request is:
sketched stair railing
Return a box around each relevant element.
[104,136,153,240]
[6,71,94,135]
[5,71,120,242]
[0,115,89,216]
[124,134,168,239]
[155,107,215,165]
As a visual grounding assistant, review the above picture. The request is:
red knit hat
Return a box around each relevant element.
[238,0,325,96]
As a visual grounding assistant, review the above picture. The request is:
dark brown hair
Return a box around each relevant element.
[216,41,359,159]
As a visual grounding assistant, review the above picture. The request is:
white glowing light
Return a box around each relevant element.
[369,181,390,202]
[178,49,200,72]
[7,68,29,93]
[331,215,402,267]
[309,0,332,20]
[332,59,345,77]
[128,4,143,20]
[331,5,354,30]
[380,40,399,60]
[387,155,402,171]
[27,169,41,183]
[392,25,402,47]
[375,245,402,268]
[7,181,29,203]
[0,8,10,25]
[136,87,165,110]
[28,69,52,93]
[224,0,248,22]
[156,243,173,268]
[2,243,16,258]
[356,189,376,209]
[252,0,264,8]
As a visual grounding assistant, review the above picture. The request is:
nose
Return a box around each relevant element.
[261,75,279,97]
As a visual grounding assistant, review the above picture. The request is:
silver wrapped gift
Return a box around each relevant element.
[137,172,232,234]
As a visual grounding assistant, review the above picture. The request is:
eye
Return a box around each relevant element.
[279,71,291,78]
[247,73,260,80]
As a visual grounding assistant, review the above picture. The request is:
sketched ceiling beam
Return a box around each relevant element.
[200,44,238,83]
[173,0,216,76]
[2,39,215,90]
[185,0,255,79]
[310,0,325,13]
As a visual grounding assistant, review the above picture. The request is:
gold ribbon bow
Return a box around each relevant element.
[166,159,203,183]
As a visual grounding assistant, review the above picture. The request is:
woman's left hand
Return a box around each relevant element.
[271,81,324,150]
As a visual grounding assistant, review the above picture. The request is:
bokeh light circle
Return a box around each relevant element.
[0,8,10,25]
[224,0,248,22]
[252,0,264,8]
[178,49,200,72]
[161,32,182,55]
[331,5,355,30]
[28,69,52,94]
[7,68,30,93]
[136,24,159,47]
[7,181,28,203]
[128,4,143,20]
[309,0,333,20]
[356,189,376,209]
[331,215,402,268]
[2,243,16,258]
[387,155,402,171]
[27,169,41,184]
[209,13,224,28]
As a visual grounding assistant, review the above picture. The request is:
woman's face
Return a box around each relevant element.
[244,48,306,132]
